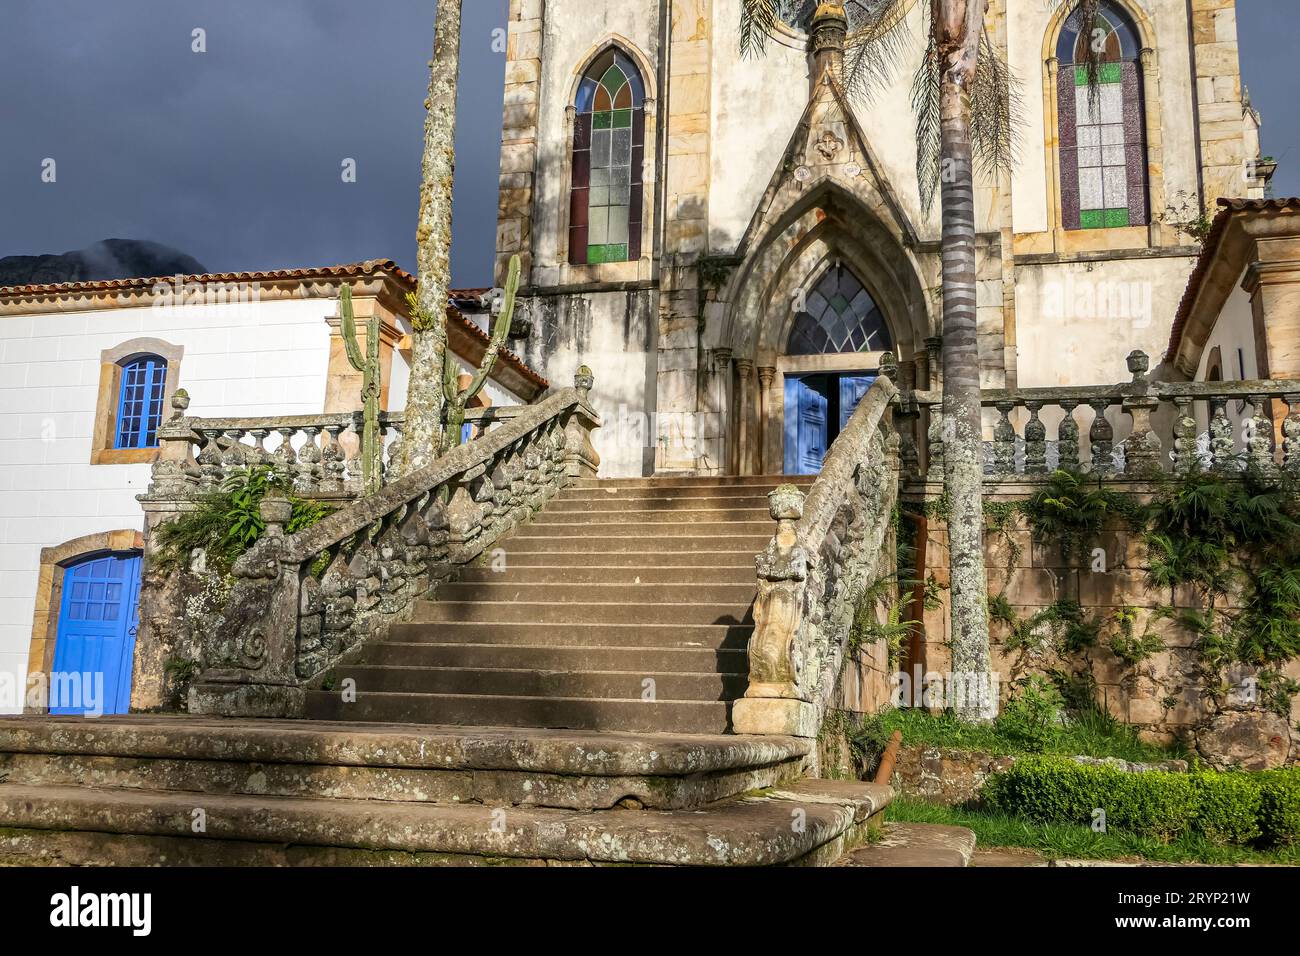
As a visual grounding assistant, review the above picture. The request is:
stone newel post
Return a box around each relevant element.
[1121,350,1163,475]
[732,484,815,737]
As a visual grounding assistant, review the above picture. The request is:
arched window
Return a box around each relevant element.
[569,49,646,265]
[1057,2,1148,230]
[114,355,168,449]
[787,266,892,356]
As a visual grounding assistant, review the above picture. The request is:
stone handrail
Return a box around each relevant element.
[184,371,600,718]
[145,396,532,501]
[732,373,900,738]
[893,349,1300,481]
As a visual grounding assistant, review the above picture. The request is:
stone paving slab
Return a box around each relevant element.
[836,822,977,867]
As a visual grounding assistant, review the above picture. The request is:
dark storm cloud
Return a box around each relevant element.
[0,0,507,286]
[0,0,1295,290]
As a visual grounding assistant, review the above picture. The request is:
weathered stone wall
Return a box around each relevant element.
[916,493,1300,743]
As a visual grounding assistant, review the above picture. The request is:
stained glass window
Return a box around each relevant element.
[570,49,645,266]
[114,355,167,449]
[1057,3,1148,231]
[787,266,891,356]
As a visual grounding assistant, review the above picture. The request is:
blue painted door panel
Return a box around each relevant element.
[838,375,876,431]
[50,554,141,715]
[783,376,830,475]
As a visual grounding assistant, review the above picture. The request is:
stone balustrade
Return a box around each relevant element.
[894,350,1300,481]
[733,370,900,739]
[146,371,599,718]
[144,392,539,501]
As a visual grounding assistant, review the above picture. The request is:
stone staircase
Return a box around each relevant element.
[0,475,900,867]
[305,475,814,733]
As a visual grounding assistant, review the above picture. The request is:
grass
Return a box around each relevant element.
[886,795,1300,866]
[857,707,1186,764]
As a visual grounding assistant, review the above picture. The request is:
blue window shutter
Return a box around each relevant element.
[114,356,168,450]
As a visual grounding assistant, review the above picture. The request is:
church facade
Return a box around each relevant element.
[495,0,1269,478]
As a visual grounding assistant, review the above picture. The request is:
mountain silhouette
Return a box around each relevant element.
[0,239,208,287]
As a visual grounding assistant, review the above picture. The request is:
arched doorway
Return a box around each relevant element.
[48,551,142,715]
[782,263,892,473]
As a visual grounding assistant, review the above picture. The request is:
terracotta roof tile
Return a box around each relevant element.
[0,260,547,391]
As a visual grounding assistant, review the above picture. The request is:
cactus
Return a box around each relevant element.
[339,284,383,494]
[441,254,520,453]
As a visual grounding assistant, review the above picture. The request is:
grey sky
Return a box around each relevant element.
[1,1,1295,288]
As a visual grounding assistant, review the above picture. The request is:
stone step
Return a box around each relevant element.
[454,565,757,585]
[0,717,806,812]
[430,581,756,606]
[386,621,752,650]
[571,475,814,490]
[547,494,773,513]
[332,664,746,700]
[490,550,756,568]
[536,506,771,524]
[359,642,748,673]
[835,822,977,867]
[0,778,891,867]
[492,535,771,554]
[303,690,733,734]
[519,520,774,537]
[410,600,754,626]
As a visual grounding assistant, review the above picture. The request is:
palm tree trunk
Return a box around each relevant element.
[405,0,463,474]
[938,0,993,720]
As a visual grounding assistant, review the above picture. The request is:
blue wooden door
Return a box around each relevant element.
[839,375,876,431]
[50,554,141,715]
[784,376,830,475]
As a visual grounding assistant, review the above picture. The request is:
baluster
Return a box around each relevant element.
[1208,396,1234,473]
[1284,393,1300,475]
[319,424,347,492]
[1247,394,1277,473]
[298,425,323,492]
[992,401,1017,477]
[197,428,224,488]
[272,426,298,476]
[344,419,364,494]
[926,408,944,482]
[385,424,405,482]
[1171,396,1199,474]
[1087,399,1115,476]
[1057,400,1081,472]
[893,394,921,479]
[221,428,247,474]
[247,428,270,468]
[1024,401,1047,475]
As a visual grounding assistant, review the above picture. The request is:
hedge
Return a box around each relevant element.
[984,757,1300,847]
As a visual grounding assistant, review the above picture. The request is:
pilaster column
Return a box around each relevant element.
[757,366,776,476]
[654,0,715,474]
[1138,48,1168,246]
[736,358,755,477]
[495,0,545,284]
[1190,0,1248,207]
[713,348,733,475]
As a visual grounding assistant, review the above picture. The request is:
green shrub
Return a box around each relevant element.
[993,676,1064,753]
[1194,772,1264,845]
[984,756,1111,826]
[1107,770,1199,841]
[987,757,1300,847]
[1260,769,1300,846]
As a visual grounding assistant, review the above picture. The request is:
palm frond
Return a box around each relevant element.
[911,29,942,212]
[970,29,1021,179]
[1048,0,1104,106]
[841,0,916,103]
[739,0,781,59]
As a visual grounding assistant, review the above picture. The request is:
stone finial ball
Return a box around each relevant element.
[768,483,806,521]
